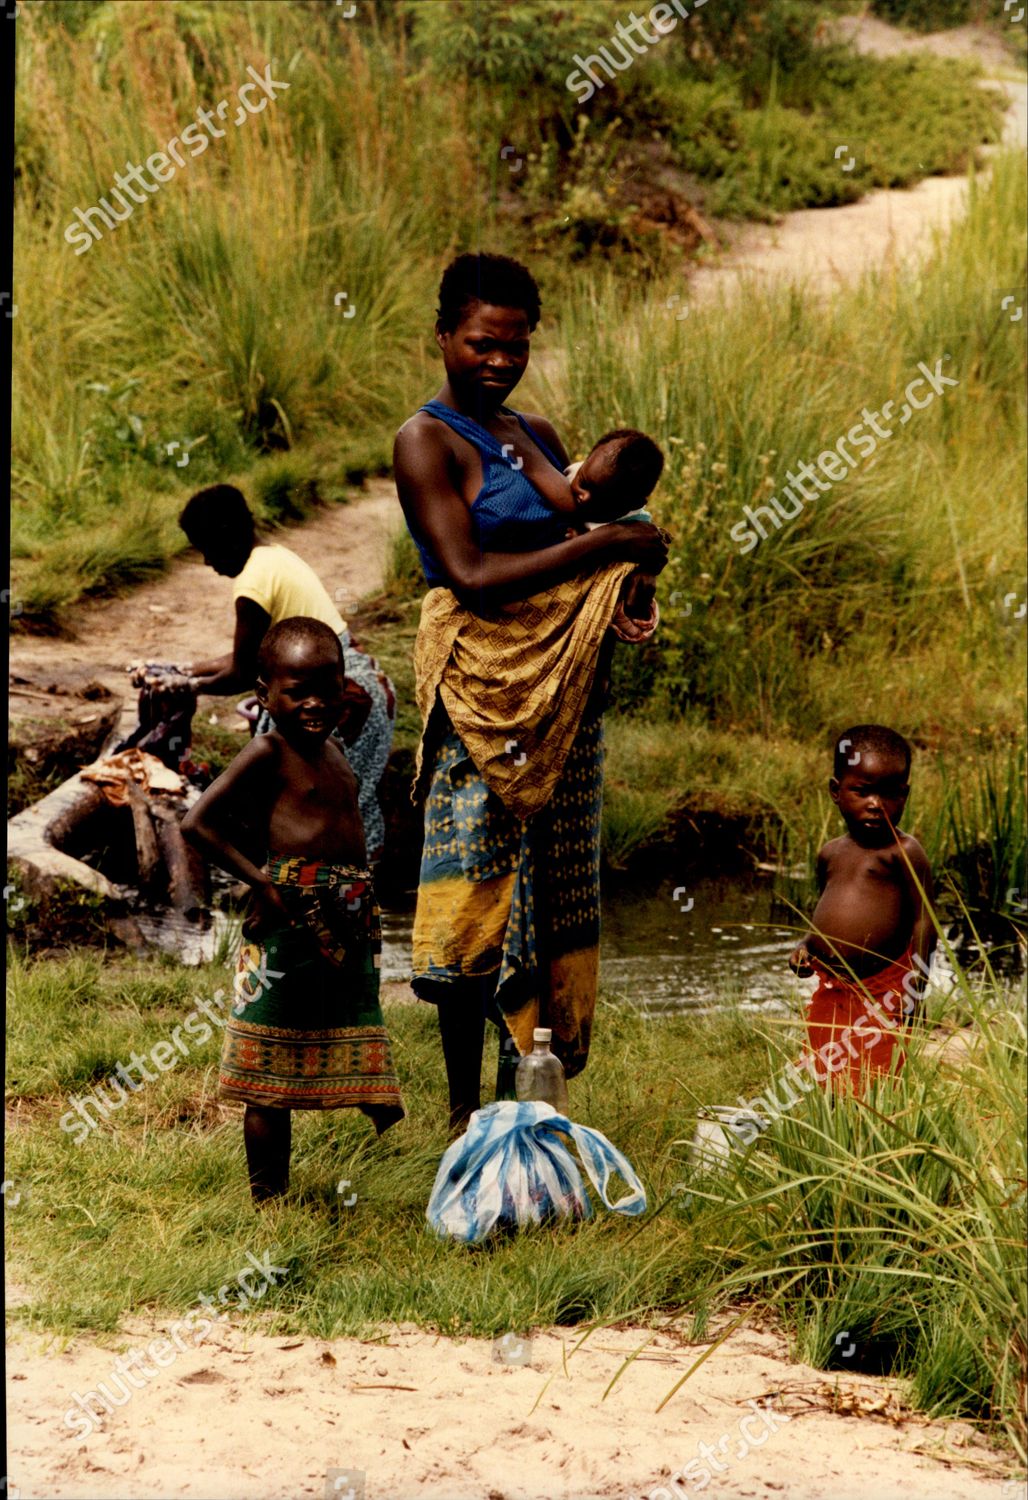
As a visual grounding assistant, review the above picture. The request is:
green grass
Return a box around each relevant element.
[12,0,1017,623]
[681,942,1028,1456]
[539,152,1027,748]
[4,946,766,1339]
[6,936,1025,1452]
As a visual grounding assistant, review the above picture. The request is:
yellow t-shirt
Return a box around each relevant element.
[232,544,345,634]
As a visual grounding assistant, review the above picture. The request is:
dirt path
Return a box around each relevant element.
[7,1314,1017,1500]
[688,19,1025,302]
[9,480,400,728]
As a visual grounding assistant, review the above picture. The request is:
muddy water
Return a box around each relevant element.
[381,875,805,1013]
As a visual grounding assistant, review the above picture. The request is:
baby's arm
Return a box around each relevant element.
[181,736,291,934]
[790,848,829,975]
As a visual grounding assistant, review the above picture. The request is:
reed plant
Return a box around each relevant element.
[668,941,1027,1455]
[12,0,461,617]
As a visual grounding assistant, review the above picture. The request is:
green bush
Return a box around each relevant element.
[870,0,1001,28]
[403,0,626,87]
[648,48,1002,219]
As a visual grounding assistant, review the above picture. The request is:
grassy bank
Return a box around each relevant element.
[5,942,1025,1453]
[688,948,1027,1459]
[11,0,1010,622]
[529,151,1026,748]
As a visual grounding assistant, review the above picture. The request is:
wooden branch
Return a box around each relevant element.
[7,775,122,899]
[152,802,207,917]
[125,782,162,889]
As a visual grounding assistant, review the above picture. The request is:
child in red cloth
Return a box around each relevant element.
[790,725,935,1091]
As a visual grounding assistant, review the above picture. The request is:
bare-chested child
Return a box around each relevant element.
[789,724,935,1088]
[182,618,404,1203]
[547,428,665,621]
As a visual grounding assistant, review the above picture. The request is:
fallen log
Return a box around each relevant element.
[125,781,162,890]
[7,774,124,900]
[152,801,208,917]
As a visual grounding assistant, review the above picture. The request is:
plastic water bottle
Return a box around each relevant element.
[515,1027,569,1114]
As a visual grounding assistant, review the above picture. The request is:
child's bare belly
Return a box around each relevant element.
[809,880,910,975]
[267,806,367,865]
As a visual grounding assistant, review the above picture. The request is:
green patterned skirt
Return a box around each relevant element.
[219,857,405,1131]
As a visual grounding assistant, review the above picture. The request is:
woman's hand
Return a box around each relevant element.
[612,523,671,573]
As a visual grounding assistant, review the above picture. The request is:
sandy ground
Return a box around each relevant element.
[8,18,1028,1500]
[6,1316,1019,1500]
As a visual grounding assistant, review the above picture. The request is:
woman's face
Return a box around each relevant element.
[436,301,531,406]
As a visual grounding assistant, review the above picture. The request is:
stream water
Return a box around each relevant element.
[138,871,1021,1011]
[381,874,805,1014]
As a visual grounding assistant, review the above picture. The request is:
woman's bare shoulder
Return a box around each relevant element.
[394,408,454,475]
[395,408,445,443]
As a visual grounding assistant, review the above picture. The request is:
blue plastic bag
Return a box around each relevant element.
[426,1100,647,1243]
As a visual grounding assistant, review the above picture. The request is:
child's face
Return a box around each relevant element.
[570,446,627,522]
[830,750,910,846]
[257,640,346,744]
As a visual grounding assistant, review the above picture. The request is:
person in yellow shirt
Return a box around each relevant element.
[180,484,394,861]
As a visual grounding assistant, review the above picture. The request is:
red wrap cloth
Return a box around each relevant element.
[804,949,914,1092]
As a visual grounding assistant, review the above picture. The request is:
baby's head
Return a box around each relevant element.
[180,484,255,577]
[570,429,664,523]
[831,724,912,845]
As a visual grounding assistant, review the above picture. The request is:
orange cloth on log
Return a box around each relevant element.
[80,748,185,807]
[804,950,914,1092]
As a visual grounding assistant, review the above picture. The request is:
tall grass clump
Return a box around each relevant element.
[12,0,471,618]
[675,950,1027,1455]
[13,0,1010,621]
[544,152,1026,745]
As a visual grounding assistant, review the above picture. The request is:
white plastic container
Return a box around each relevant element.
[689,1105,768,1173]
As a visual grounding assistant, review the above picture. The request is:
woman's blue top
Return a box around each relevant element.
[406,401,569,587]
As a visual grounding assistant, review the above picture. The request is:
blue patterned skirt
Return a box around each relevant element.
[411,711,604,1078]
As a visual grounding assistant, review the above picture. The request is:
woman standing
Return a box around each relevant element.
[394,253,668,1128]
